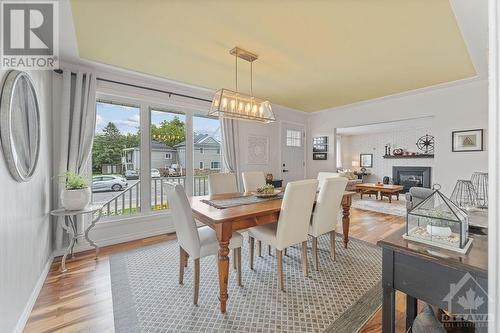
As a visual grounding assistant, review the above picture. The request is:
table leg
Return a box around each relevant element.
[341,195,352,249]
[84,209,102,259]
[382,285,396,333]
[68,216,77,258]
[216,223,232,313]
[389,194,392,203]
[60,216,76,273]
[406,295,418,331]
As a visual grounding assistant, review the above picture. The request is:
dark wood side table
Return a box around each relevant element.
[378,229,488,333]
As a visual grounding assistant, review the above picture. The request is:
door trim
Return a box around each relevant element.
[279,120,307,181]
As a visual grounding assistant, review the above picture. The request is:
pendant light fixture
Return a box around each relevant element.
[209,47,275,123]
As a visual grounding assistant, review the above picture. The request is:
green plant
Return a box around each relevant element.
[63,172,88,190]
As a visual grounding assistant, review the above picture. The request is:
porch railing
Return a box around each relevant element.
[100,176,209,218]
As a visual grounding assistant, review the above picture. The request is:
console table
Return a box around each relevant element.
[50,204,103,272]
[378,229,488,332]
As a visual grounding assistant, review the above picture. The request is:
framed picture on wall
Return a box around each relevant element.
[452,129,484,152]
[360,153,373,168]
[313,153,327,160]
[313,136,328,152]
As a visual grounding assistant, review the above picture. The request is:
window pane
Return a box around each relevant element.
[193,115,221,195]
[92,101,141,219]
[150,110,186,211]
[286,129,302,147]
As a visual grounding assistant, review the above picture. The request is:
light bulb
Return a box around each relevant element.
[221,98,228,111]
[245,103,251,114]
[259,105,264,117]
[252,105,258,115]
[238,101,244,113]
[230,99,236,112]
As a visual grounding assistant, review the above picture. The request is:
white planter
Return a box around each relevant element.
[426,224,452,237]
[61,187,91,211]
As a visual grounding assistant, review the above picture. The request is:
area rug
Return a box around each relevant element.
[351,194,407,217]
[110,234,382,333]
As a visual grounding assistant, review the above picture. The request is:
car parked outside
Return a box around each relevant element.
[92,175,128,192]
[125,169,139,180]
[151,169,161,178]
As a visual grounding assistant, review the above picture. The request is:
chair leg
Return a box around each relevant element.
[258,240,262,257]
[233,248,237,270]
[193,258,200,305]
[268,245,272,256]
[236,247,242,287]
[276,249,284,291]
[330,231,336,261]
[179,246,186,285]
[302,241,308,277]
[312,237,318,271]
[185,252,189,267]
[249,237,255,270]
[284,248,288,257]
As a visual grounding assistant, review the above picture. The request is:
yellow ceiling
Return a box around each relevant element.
[70,0,476,112]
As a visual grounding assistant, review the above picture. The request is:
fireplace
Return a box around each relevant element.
[392,166,431,193]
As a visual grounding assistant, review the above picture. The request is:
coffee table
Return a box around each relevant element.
[355,183,404,203]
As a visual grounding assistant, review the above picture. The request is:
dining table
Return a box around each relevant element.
[188,190,356,313]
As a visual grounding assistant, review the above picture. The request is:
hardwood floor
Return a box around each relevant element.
[24,208,407,333]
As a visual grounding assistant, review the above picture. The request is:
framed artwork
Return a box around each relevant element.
[360,153,373,168]
[313,136,328,153]
[313,153,327,160]
[247,135,269,164]
[452,129,483,152]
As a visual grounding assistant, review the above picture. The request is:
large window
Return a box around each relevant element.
[193,115,221,195]
[150,110,186,211]
[92,101,141,218]
[286,129,302,147]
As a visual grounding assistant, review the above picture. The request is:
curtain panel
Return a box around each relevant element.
[220,118,241,190]
[54,70,97,249]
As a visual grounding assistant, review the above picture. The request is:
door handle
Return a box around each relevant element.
[282,169,289,172]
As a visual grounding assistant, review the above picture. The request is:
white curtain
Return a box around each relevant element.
[54,70,97,249]
[220,118,241,189]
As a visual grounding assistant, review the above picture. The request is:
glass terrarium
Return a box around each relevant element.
[404,185,472,253]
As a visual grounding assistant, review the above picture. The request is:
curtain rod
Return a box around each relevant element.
[53,69,213,103]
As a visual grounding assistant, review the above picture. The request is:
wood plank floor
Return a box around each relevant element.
[24,208,408,333]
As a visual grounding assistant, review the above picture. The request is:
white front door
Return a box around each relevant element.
[281,122,305,186]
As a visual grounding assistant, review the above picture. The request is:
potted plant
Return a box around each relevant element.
[60,172,91,210]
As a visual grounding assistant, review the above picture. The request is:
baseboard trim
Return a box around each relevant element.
[52,225,175,257]
[14,255,54,333]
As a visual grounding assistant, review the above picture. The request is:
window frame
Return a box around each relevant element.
[210,161,221,170]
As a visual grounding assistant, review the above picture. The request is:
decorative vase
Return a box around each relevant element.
[266,173,273,182]
[61,187,91,210]
[426,224,452,237]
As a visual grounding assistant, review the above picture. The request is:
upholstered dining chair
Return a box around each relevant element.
[317,171,339,189]
[208,172,238,195]
[309,177,348,270]
[241,171,266,192]
[247,179,319,291]
[166,183,244,305]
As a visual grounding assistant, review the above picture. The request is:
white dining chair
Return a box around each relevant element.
[241,171,266,192]
[166,183,244,305]
[317,171,340,189]
[309,177,348,270]
[208,172,238,195]
[247,179,318,291]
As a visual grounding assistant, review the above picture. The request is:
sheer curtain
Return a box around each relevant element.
[220,118,241,189]
[336,135,342,169]
[54,70,97,249]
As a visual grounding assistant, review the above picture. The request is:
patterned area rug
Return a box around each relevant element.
[110,234,382,333]
[351,194,407,217]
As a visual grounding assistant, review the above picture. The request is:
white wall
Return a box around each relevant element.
[308,79,488,194]
[339,118,434,183]
[0,70,53,333]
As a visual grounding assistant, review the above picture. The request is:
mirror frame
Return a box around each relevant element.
[0,70,41,182]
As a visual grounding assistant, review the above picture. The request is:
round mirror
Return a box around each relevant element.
[0,70,40,182]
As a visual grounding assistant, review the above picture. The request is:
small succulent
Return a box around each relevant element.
[63,172,88,190]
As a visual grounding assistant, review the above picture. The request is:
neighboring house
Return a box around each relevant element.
[121,135,221,175]
[122,140,177,171]
[175,134,222,175]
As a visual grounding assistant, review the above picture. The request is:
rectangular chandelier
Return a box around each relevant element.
[209,47,275,123]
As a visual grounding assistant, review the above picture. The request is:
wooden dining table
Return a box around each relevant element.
[189,190,356,313]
